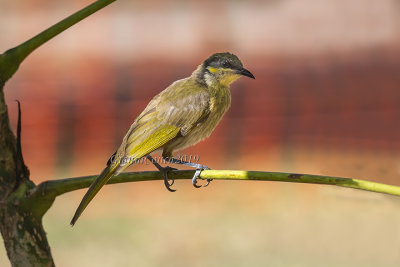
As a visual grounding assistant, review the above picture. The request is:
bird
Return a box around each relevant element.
[70,52,255,225]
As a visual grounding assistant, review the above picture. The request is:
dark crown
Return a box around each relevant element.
[203,52,243,70]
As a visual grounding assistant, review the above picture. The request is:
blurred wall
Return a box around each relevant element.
[1,0,400,184]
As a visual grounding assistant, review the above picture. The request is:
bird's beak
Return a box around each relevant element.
[236,68,255,79]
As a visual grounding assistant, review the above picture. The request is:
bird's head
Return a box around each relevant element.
[200,52,255,87]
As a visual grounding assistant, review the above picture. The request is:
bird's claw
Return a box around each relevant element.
[204,179,213,187]
[192,169,202,188]
[192,166,212,188]
[162,166,177,192]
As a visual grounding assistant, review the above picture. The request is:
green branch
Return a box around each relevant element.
[0,0,116,85]
[31,170,400,199]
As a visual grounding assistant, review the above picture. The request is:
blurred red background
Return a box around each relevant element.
[3,0,400,184]
[1,0,400,266]
[3,0,400,183]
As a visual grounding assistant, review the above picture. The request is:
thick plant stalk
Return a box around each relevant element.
[0,1,116,266]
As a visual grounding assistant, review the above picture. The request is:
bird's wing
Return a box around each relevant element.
[118,79,210,161]
[156,80,211,136]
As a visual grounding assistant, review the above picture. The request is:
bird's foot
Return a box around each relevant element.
[147,155,178,192]
[192,165,213,188]
[161,166,177,192]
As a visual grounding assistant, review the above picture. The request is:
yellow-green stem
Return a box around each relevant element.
[33,170,400,198]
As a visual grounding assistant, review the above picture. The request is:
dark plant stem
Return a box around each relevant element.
[0,1,116,266]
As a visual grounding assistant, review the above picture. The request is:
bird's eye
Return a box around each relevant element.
[222,61,230,68]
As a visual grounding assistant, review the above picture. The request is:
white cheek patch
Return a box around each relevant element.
[204,72,215,87]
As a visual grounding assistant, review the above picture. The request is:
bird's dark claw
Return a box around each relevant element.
[146,155,179,192]
[204,179,213,187]
[192,166,212,188]
[161,166,177,192]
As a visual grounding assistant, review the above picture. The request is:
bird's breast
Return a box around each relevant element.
[167,87,231,152]
[197,86,231,136]
[208,88,231,122]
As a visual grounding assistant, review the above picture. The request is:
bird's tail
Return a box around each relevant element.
[70,163,118,226]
